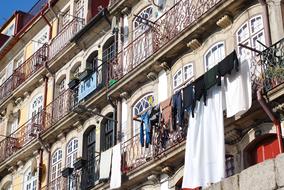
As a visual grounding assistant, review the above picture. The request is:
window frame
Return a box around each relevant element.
[172,63,194,91]
[236,15,265,59]
[24,168,37,190]
[132,93,155,136]
[51,149,63,190]
[204,42,225,71]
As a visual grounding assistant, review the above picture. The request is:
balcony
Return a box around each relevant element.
[122,126,186,174]
[0,111,44,163]
[108,0,222,84]
[48,18,85,62]
[262,38,284,94]
[0,44,48,105]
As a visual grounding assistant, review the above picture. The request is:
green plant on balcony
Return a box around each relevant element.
[266,65,284,87]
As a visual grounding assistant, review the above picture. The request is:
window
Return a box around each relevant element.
[66,139,78,168]
[59,78,66,94]
[225,155,235,177]
[101,113,114,151]
[133,94,155,136]
[204,42,225,71]
[30,95,43,119]
[85,127,97,187]
[24,169,37,190]
[236,15,265,60]
[51,149,63,190]
[133,6,153,38]
[66,138,78,190]
[14,52,24,70]
[75,0,84,19]
[33,27,49,52]
[4,24,15,36]
[173,63,194,89]
[60,9,71,31]
[173,69,182,89]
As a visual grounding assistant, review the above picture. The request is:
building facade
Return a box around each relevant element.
[0,0,284,189]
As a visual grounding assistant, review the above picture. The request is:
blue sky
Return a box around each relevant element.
[0,0,39,27]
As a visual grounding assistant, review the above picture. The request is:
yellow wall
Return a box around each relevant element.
[25,42,34,60]
[19,103,29,127]
[1,18,16,35]
[46,80,54,105]
[52,19,58,39]
[12,173,23,190]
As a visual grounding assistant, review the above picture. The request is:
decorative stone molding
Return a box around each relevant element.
[24,91,30,99]
[8,165,17,173]
[159,61,170,71]
[120,91,130,99]
[147,174,159,184]
[38,77,45,85]
[216,15,232,29]
[147,72,158,81]
[161,166,174,176]
[17,160,24,169]
[121,7,131,15]
[15,97,23,105]
[187,39,201,50]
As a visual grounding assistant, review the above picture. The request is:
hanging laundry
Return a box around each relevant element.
[224,59,251,118]
[172,90,184,130]
[217,50,239,86]
[160,98,173,131]
[100,148,113,180]
[182,86,225,188]
[183,84,195,117]
[204,65,218,104]
[110,143,121,189]
[140,110,152,148]
[193,76,205,102]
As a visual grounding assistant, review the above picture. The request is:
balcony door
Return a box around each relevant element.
[83,126,97,188]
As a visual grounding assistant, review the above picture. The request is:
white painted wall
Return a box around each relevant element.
[121,99,128,142]
[158,70,168,102]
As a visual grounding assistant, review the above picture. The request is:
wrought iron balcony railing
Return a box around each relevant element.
[122,126,187,173]
[108,0,222,83]
[261,38,284,92]
[0,111,44,163]
[48,18,85,61]
[0,44,48,105]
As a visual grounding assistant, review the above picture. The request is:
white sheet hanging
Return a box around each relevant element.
[182,86,225,188]
[110,143,121,189]
[225,59,252,118]
[99,148,112,180]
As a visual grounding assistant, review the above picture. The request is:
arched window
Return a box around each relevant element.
[30,94,43,119]
[101,113,114,151]
[24,168,37,190]
[204,42,225,71]
[66,139,78,167]
[51,149,63,190]
[58,78,66,94]
[236,15,265,60]
[133,6,153,38]
[2,181,12,190]
[133,94,155,136]
[83,127,98,187]
[173,63,194,90]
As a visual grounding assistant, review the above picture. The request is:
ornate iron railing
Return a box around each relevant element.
[81,155,100,189]
[0,44,48,105]
[0,111,44,163]
[261,38,284,92]
[42,176,68,190]
[49,18,85,61]
[108,0,222,82]
[121,126,186,173]
[43,89,75,132]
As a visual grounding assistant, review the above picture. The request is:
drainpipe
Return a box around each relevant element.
[257,89,284,153]
[258,0,272,46]
[117,99,122,143]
